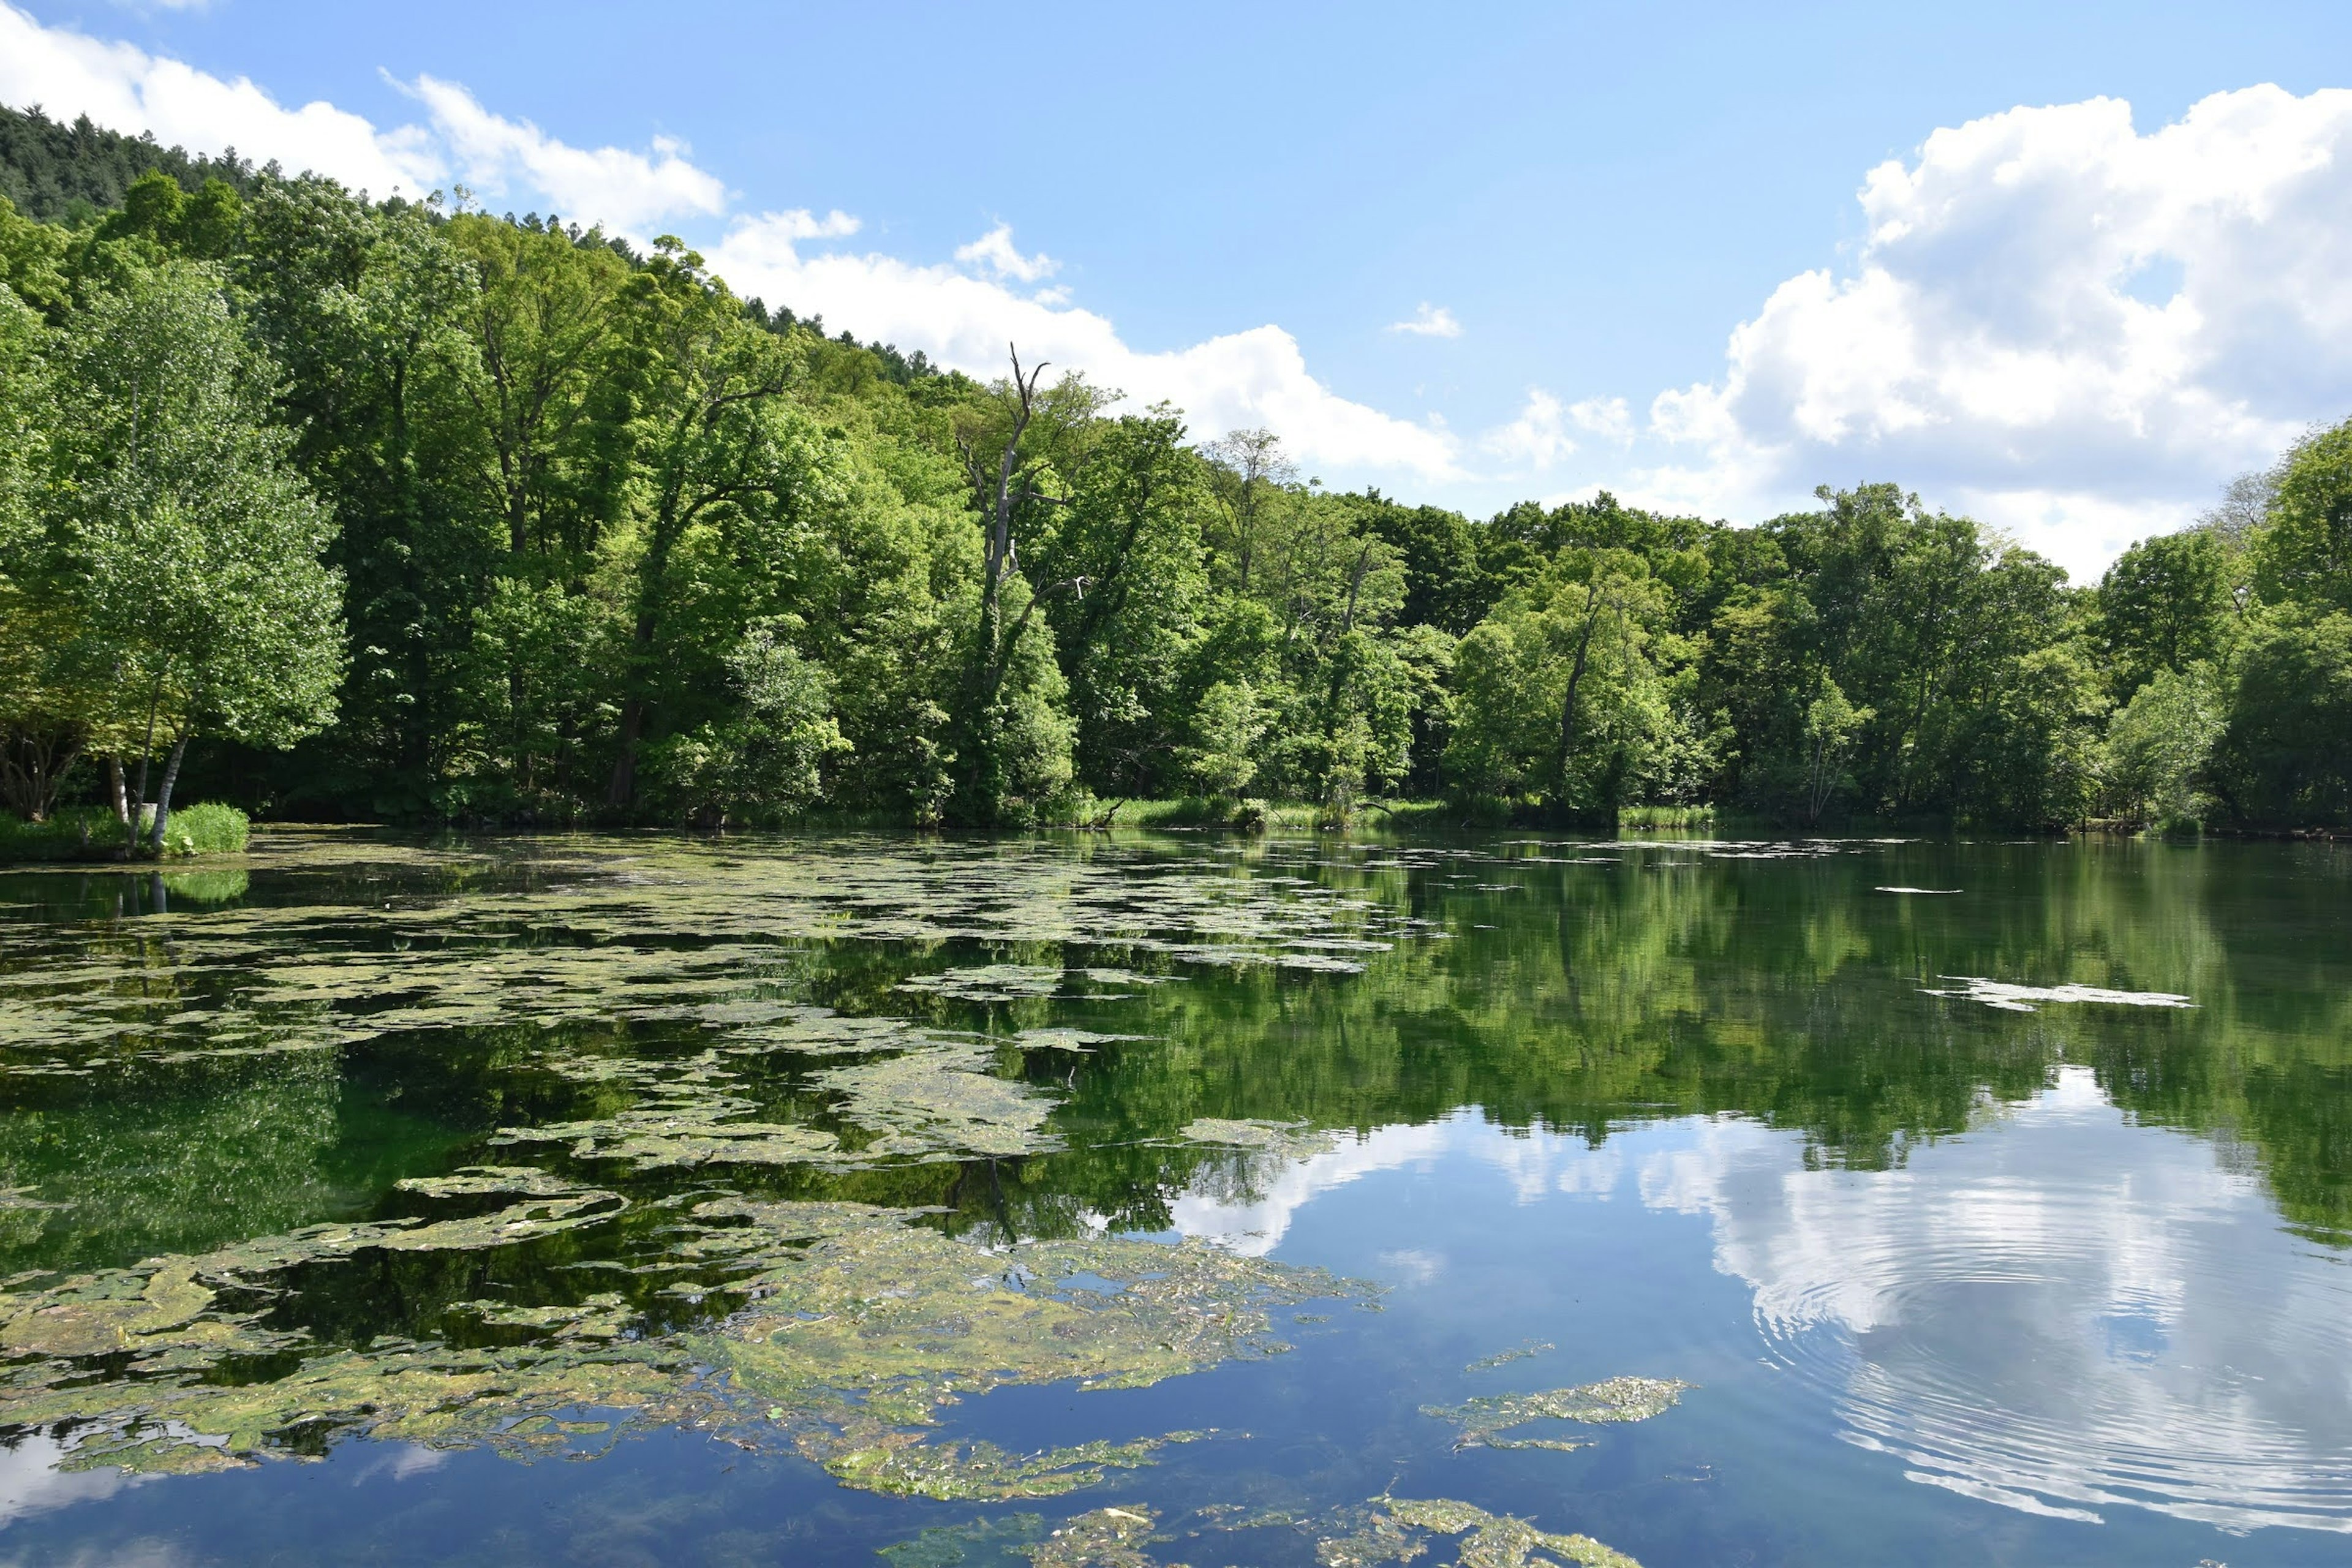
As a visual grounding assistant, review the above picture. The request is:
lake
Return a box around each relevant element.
[0,828,2345,1566]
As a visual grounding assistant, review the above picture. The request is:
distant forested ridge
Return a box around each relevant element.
[2,104,2348,837]
[0,104,262,225]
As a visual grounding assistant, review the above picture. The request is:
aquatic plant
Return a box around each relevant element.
[1419,1376,1692,1452]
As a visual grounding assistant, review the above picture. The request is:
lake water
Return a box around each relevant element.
[0,829,2345,1566]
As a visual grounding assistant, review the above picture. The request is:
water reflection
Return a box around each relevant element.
[3,829,2349,1564]
[1643,1068,2352,1532]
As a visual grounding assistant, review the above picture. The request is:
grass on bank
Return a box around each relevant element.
[1090,797,1724,833]
[0,803,250,862]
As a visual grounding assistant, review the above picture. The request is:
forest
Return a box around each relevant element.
[2,104,2350,843]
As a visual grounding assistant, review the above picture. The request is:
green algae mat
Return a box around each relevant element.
[0,828,2348,1565]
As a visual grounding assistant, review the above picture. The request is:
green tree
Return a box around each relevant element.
[1800,677,1870,826]
[2253,416,2352,617]
[2103,662,2225,827]
[45,260,342,851]
[235,179,496,814]
[641,620,847,824]
[0,276,82,820]
[2095,529,2234,699]
[1446,551,1673,818]
[1030,408,1209,795]
[2210,609,2352,827]
[946,349,1098,822]
[1178,679,1268,797]
[601,241,835,810]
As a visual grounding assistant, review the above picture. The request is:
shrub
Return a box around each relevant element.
[165,802,250,855]
[0,802,247,862]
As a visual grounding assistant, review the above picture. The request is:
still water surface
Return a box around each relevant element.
[0,829,2345,1566]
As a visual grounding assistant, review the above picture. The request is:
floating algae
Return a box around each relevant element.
[1920,976,2196,1013]
[899,966,1169,1004]
[880,1513,1049,1567]
[491,1098,851,1172]
[1311,1504,1429,1566]
[1466,1340,1555,1372]
[0,835,1437,1087]
[0,1188,1362,1500]
[1017,1504,1166,1568]
[0,833,1442,1507]
[1420,1376,1692,1452]
[824,1435,1203,1501]
[1179,1118,1338,1161]
[1379,1498,1640,1568]
[880,1494,1645,1568]
[1012,1028,1151,1054]
[813,1046,1057,1160]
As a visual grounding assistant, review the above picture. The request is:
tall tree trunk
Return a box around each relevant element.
[1555,579,1607,807]
[608,696,645,808]
[148,733,188,855]
[109,756,129,827]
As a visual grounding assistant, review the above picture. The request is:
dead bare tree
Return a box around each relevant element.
[952,344,1091,706]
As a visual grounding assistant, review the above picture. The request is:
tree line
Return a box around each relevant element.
[1,121,2348,837]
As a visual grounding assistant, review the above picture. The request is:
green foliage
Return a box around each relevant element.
[1178,680,1267,797]
[2253,415,2352,617]
[0,105,257,228]
[641,622,847,824]
[1445,550,1682,818]
[166,801,251,854]
[2209,608,2352,827]
[3,105,2350,834]
[2103,663,2225,828]
[0,800,243,860]
[2095,528,2235,699]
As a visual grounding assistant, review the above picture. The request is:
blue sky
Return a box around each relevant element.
[7,1,2352,576]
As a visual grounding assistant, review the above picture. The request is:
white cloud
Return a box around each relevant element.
[1645,1071,2352,1532]
[1389,301,1463,338]
[1640,85,2352,578]
[393,75,726,232]
[1480,388,1576,471]
[954,222,1057,283]
[0,3,729,235]
[709,213,1463,480]
[0,1,432,196]
[1,2,1456,483]
[1567,395,1634,444]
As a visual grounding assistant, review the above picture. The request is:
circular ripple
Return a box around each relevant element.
[1720,1085,2352,1532]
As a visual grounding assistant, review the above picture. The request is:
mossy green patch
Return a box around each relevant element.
[1016,1505,1164,1567]
[1379,1498,1640,1568]
[0,1189,1360,1500]
[1420,1376,1692,1452]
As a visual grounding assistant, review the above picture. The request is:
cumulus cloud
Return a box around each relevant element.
[1568,394,1634,444]
[1,2,1456,482]
[1480,388,1576,471]
[953,222,1057,283]
[393,75,726,231]
[0,2,729,234]
[1638,85,2352,577]
[1389,301,1463,338]
[0,1,431,195]
[710,214,1463,480]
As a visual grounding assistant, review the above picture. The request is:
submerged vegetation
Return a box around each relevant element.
[3,108,2351,837]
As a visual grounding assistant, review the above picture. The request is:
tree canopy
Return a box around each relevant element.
[5,106,2351,837]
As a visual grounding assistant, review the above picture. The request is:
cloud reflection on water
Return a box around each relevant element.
[1644,1066,2352,1532]
[1170,1069,2352,1532]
